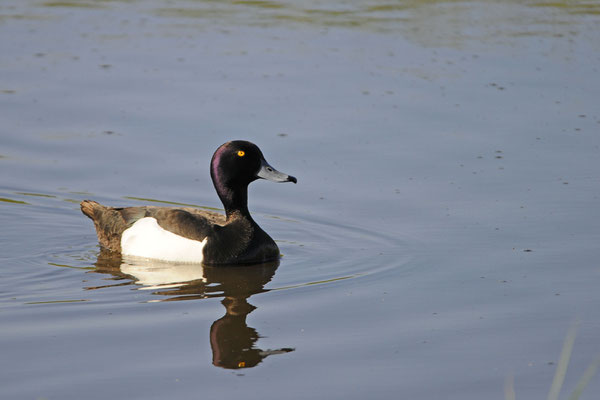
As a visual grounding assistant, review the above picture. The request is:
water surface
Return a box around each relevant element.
[1,1,600,399]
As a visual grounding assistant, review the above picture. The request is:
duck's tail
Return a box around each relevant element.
[80,200,125,252]
[80,199,104,219]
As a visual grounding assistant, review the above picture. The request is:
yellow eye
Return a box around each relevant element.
[237,150,245,157]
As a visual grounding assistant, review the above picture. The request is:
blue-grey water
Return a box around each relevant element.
[1,1,600,399]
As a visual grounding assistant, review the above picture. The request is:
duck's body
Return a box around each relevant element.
[81,141,296,265]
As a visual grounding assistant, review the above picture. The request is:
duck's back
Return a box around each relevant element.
[81,200,225,253]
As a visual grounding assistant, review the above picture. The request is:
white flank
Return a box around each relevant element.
[121,217,206,263]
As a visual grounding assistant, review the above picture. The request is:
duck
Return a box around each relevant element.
[81,140,297,265]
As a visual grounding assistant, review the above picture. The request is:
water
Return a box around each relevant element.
[2,1,600,399]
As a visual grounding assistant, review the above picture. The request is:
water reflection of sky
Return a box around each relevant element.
[1,0,600,398]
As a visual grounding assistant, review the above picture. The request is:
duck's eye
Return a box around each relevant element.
[237,150,245,157]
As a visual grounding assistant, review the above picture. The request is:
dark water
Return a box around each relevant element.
[2,1,600,399]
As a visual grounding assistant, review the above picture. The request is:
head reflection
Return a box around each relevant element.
[91,250,294,369]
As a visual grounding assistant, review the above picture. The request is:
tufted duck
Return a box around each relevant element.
[80,140,296,265]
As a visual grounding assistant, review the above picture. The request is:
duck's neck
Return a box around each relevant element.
[217,184,254,222]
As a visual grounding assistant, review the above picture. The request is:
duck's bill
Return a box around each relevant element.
[257,159,297,184]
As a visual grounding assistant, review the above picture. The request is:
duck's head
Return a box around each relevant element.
[210,141,296,211]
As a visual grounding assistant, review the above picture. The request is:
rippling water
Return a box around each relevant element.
[2,1,600,399]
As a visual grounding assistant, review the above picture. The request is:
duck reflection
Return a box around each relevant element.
[90,249,294,369]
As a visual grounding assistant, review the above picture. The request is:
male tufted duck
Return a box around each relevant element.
[81,140,296,265]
